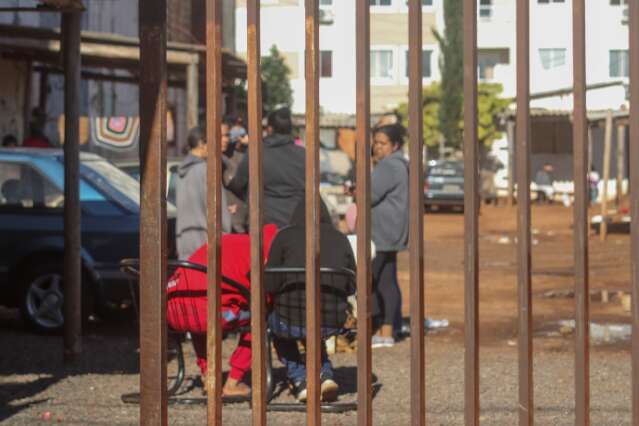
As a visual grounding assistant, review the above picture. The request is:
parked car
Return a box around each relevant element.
[424,160,465,211]
[0,148,176,333]
[116,159,181,206]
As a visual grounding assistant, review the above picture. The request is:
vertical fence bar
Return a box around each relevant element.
[407,0,425,424]
[355,0,372,424]
[138,0,168,423]
[61,10,82,363]
[572,0,589,424]
[206,0,223,423]
[247,1,266,424]
[304,0,321,423]
[629,0,639,421]
[463,0,479,423]
[515,0,532,424]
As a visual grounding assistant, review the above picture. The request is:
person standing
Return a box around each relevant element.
[534,163,555,204]
[176,126,231,260]
[227,107,305,228]
[222,117,249,233]
[369,123,409,348]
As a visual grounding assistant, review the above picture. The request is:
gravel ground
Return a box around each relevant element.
[0,315,632,425]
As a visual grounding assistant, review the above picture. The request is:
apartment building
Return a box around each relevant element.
[236,0,629,115]
[235,0,443,114]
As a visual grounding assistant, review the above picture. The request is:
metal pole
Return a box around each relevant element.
[408,1,425,424]
[62,10,82,363]
[600,111,613,241]
[572,0,590,423]
[463,0,479,423]
[515,0,532,423]
[205,0,223,423]
[304,0,321,423]
[247,1,266,424]
[629,0,639,421]
[355,0,372,424]
[138,0,168,423]
[187,61,199,132]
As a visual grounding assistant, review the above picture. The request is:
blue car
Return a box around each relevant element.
[424,160,465,211]
[0,148,176,333]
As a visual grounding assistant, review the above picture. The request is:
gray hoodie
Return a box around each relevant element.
[176,154,231,259]
[371,150,409,252]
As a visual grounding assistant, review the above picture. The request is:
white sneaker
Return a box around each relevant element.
[371,335,395,348]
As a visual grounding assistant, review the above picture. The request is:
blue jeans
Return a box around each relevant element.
[268,313,338,384]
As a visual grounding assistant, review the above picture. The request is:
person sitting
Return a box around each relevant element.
[2,135,18,148]
[167,224,278,398]
[265,199,356,403]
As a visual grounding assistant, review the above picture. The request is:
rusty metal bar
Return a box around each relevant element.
[572,0,590,423]
[62,10,82,363]
[355,0,372,424]
[515,0,532,423]
[205,0,223,423]
[304,0,321,423]
[629,0,639,421]
[407,0,425,424]
[463,0,479,423]
[247,1,266,424]
[138,0,168,423]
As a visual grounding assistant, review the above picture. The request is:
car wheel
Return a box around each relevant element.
[20,262,93,334]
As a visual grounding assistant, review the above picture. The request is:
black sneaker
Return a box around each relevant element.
[320,377,338,402]
[291,379,307,403]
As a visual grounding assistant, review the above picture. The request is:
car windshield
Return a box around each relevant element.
[428,163,463,177]
[80,159,176,215]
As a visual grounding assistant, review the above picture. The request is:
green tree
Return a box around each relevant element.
[398,82,509,150]
[434,0,463,148]
[261,45,293,113]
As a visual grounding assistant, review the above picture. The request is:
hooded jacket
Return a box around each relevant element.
[265,200,356,327]
[226,134,305,228]
[371,149,409,252]
[176,154,231,259]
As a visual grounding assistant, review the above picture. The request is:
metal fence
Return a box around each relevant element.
[134,1,639,426]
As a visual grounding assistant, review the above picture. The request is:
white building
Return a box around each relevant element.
[235,0,630,115]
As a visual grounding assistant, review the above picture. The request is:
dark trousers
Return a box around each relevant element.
[372,251,402,332]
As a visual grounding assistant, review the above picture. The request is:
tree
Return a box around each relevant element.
[398,82,509,152]
[434,0,463,148]
[261,45,293,113]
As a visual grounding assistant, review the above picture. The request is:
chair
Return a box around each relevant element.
[263,267,358,413]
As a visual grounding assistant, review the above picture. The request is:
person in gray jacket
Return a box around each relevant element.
[369,123,409,349]
[176,126,231,260]
[227,107,305,228]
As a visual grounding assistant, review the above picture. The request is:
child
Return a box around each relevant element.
[167,224,278,397]
[265,200,356,402]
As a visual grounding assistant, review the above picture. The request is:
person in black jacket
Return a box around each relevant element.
[265,199,356,403]
[226,107,305,228]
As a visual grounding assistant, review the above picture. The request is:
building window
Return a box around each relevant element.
[539,48,566,70]
[371,50,394,79]
[370,0,392,5]
[320,51,333,78]
[538,0,565,3]
[478,48,509,80]
[610,50,629,77]
[405,50,432,78]
[320,0,333,4]
[610,0,628,5]
[479,0,492,18]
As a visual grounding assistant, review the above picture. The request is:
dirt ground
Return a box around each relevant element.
[0,204,634,425]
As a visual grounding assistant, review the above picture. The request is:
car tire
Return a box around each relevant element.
[19,261,92,334]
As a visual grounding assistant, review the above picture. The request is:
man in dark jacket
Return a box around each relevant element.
[226,107,305,228]
[265,199,356,403]
[176,126,231,260]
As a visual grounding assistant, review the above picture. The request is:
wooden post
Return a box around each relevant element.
[616,123,625,206]
[507,119,515,207]
[186,61,199,131]
[600,110,613,240]
[62,10,82,363]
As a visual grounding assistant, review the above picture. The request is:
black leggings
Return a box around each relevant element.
[372,251,401,329]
